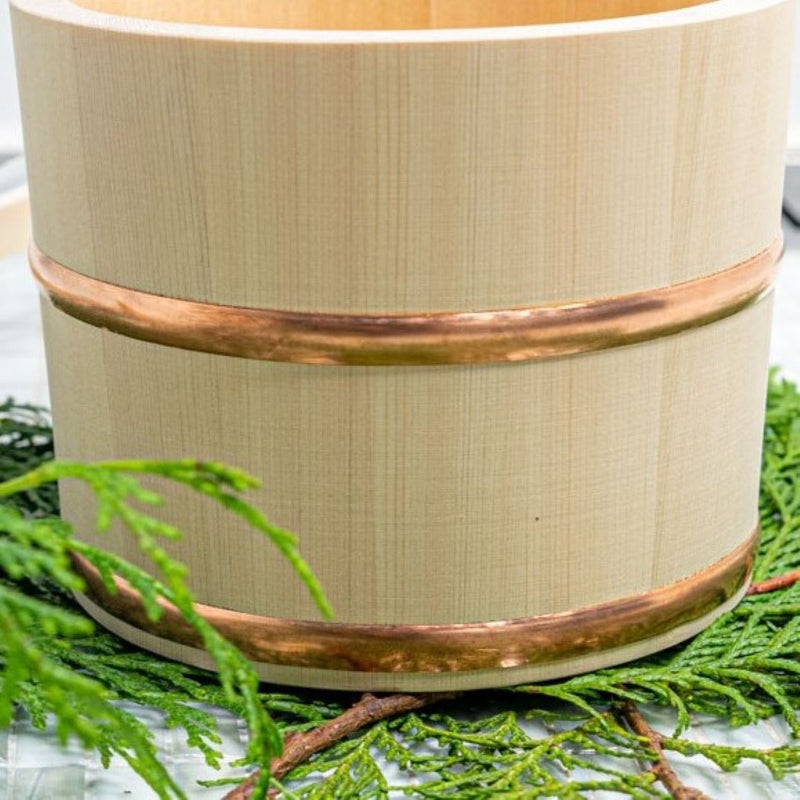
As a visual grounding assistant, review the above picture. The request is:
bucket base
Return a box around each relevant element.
[75,585,748,691]
[71,530,756,691]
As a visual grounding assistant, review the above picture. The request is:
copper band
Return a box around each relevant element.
[70,529,757,674]
[31,240,781,366]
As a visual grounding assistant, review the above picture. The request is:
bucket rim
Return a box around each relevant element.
[10,0,789,46]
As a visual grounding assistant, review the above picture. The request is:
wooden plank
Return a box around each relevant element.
[10,0,794,688]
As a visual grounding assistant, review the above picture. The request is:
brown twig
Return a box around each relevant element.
[222,691,460,800]
[746,568,800,595]
[615,700,710,800]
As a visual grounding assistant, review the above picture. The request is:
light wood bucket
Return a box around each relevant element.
[11,0,794,691]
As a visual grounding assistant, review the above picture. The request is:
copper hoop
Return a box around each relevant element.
[71,529,757,674]
[31,239,781,366]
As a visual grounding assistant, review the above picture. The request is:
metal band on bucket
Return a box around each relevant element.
[31,239,781,366]
[70,529,757,675]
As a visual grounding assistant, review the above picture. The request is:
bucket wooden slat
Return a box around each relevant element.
[11,0,794,689]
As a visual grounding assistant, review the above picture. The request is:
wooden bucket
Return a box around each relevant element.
[11,0,793,691]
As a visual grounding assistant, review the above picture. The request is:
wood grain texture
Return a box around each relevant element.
[11,0,793,313]
[11,0,794,687]
[41,295,772,626]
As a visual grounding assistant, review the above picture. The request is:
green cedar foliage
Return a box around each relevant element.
[0,399,333,800]
[4,373,800,798]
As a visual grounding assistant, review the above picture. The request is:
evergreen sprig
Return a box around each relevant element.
[0,399,56,515]
[0,402,333,800]
[5,375,800,798]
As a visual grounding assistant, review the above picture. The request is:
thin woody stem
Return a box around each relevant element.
[747,569,800,595]
[615,700,710,800]
[222,691,461,800]
[223,563,800,799]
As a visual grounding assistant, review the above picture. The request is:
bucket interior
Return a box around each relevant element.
[72,0,716,31]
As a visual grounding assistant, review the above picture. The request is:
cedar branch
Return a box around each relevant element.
[223,691,461,800]
[222,565,800,800]
[746,569,800,596]
[615,700,710,800]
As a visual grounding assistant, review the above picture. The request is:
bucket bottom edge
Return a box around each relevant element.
[70,530,756,691]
